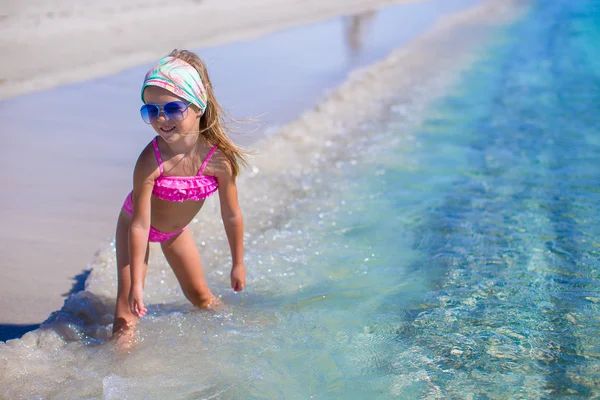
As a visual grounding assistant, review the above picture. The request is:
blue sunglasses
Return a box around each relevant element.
[140,101,191,124]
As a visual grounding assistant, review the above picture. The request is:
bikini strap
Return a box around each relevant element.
[198,145,218,175]
[152,137,164,175]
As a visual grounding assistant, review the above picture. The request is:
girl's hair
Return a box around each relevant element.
[169,49,249,178]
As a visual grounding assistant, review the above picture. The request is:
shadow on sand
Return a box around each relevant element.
[0,269,91,342]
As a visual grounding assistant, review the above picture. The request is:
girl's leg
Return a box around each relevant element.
[161,229,215,308]
[113,210,149,334]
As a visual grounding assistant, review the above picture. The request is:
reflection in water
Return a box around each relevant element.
[345,10,376,58]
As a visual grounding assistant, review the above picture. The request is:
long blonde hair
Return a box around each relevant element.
[169,49,249,177]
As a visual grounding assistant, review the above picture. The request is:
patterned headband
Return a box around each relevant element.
[141,56,208,114]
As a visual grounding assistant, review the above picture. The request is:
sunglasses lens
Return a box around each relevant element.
[140,104,160,124]
[164,101,188,121]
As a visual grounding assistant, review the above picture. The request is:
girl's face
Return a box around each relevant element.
[142,85,201,143]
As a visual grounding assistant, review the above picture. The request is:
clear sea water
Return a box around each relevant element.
[2,0,600,398]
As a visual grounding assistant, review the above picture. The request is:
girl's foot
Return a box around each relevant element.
[111,321,139,352]
[205,296,223,311]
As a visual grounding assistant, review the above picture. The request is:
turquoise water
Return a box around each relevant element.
[256,0,600,396]
[2,0,600,398]
[347,1,600,396]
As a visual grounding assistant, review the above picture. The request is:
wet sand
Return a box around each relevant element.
[0,0,482,334]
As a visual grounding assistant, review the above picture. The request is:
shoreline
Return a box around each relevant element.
[0,0,494,337]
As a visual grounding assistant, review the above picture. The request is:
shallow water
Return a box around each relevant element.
[2,0,600,398]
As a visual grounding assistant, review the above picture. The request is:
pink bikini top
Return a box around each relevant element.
[152,137,219,202]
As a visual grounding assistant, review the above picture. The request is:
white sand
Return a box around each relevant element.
[0,0,420,100]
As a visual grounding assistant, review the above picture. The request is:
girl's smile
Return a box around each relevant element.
[160,126,175,132]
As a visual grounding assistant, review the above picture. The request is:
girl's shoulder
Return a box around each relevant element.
[204,145,233,179]
[133,140,161,180]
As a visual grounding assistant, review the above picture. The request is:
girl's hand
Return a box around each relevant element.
[231,264,246,292]
[129,285,147,318]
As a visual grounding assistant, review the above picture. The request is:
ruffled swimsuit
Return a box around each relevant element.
[123,136,218,242]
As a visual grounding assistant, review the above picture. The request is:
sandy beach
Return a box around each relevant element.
[0,0,425,100]
[0,0,492,337]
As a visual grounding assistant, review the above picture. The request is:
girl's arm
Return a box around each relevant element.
[216,160,246,292]
[129,145,159,317]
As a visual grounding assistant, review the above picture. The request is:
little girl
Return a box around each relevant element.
[113,49,247,336]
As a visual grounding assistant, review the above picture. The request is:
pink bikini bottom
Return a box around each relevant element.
[122,192,186,243]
